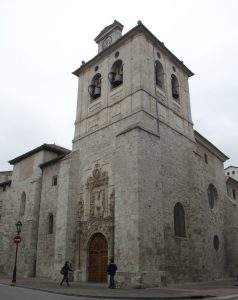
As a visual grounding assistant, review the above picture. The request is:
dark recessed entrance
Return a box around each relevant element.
[88,233,108,283]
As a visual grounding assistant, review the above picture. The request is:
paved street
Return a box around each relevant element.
[2,283,238,300]
[2,279,238,300]
[0,284,98,300]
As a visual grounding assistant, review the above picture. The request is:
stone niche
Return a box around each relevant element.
[86,163,109,220]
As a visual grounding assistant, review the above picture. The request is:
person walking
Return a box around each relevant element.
[60,261,73,287]
[107,258,117,288]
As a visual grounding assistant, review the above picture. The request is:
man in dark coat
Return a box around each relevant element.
[107,258,117,288]
[60,261,73,286]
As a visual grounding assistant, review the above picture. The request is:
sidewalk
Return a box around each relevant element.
[1,276,238,299]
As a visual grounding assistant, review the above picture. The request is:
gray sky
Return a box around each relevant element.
[0,0,237,171]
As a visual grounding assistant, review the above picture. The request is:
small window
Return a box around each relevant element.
[48,213,54,234]
[213,235,219,251]
[19,192,26,218]
[3,186,6,192]
[155,60,165,90]
[207,184,218,209]
[174,202,186,237]
[232,189,236,199]
[227,172,230,176]
[108,59,123,88]
[52,176,57,186]
[204,153,208,164]
[232,171,235,175]
[171,74,179,100]
[88,73,102,100]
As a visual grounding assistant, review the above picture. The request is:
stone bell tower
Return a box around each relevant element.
[71,20,194,287]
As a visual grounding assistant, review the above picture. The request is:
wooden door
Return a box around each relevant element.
[88,233,108,282]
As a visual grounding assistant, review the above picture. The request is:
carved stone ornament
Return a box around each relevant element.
[78,196,84,220]
[102,36,112,49]
[109,188,115,218]
[86,163,109,219]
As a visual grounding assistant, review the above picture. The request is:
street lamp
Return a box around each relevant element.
[11,221,22,284]
[15,221,22,234]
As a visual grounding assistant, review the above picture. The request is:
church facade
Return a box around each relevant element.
[0,21,237,288]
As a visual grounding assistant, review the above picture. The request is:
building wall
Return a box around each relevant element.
[0,171,12,183]
[0,150,59,276]
[0,184,13,273]
[225,167,238,181]
[53,155,70,280]
[226,178,238,201]
[36,161,60,278]
[224,178,238,277]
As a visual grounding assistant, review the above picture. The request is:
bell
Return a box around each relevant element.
[88,84,95,97]
[108,72,115,83]
[94,86,101,98]
[113,74,123,86]
[172,91,179,99]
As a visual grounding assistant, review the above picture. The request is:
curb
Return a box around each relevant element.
[0,282,216,299]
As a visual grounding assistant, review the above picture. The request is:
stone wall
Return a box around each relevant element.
[36,160,60,278]
[0,171,12,183]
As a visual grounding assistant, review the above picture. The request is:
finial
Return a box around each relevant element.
[81,61,85,65]
[137,20,142,25]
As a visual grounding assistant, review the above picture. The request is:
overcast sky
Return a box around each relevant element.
[0,0,237,171]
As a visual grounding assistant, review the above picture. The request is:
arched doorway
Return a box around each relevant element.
[88,233,108,282]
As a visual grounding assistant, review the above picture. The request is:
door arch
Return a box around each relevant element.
[88,233,108,282]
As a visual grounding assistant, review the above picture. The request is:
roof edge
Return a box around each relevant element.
[9,144,71,165]
[194,130,229,162]
[224,165,238,170]
[226,176,238,184]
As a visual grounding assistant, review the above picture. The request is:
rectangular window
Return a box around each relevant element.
[232,171,235,175]
[232,189,236,199]
[204,153,208,164]
[3,186,6,192]
[52,176,57,186]
[48,213,53,234]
